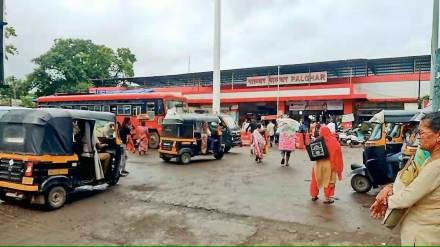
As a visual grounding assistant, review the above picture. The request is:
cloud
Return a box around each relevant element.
[4,0,433,79]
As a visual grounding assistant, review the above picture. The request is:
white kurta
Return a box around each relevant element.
[388,158,440,246]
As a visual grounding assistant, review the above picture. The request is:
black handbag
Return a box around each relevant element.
[306,137,329,161]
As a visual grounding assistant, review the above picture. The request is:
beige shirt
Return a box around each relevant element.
[388,157,440,246]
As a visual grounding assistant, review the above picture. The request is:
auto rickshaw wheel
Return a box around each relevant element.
[351,174,372,193]
[149,132,160,149]
[161,156,172,162]
[0,190,8,202]
[179,152,191,164]
[44,186,67,210]
[214,151,224,160]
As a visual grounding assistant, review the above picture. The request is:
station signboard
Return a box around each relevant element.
[246,71,327,87]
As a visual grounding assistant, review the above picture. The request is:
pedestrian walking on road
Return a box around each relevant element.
[277,125,296,167]
[370,112,440,246]
[266,120,276,147]
[277,116,299,167]
[135,119,149,155]
[309,126,343,204]
[251,124,266,163]
[118,117,131,176]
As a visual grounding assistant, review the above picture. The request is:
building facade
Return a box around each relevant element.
[92,55,431,123]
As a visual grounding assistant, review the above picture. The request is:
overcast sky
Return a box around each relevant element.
[4,0,433,79]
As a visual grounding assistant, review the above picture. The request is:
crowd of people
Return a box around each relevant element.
[241,115,344,204]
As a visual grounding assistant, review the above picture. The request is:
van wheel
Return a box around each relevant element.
[351,175,372,193]
[224,146,231,153]
[44,186,67,210]
[179,152,191,164]
[149,132,160,149]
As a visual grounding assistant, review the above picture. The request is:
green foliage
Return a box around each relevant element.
[113,48,137,77]
[28,38,137,96]
[19,95,35,108]
[5,26,19,60]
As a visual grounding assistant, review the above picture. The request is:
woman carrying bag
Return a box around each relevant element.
[309,126,344,204]
[370,112,440,246]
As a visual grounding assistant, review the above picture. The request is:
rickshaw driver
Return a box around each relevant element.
[93,123,115,176]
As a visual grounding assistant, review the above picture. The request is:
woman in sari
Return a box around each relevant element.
[252,124,266,163]
[201,121,211,154]
[135,119,149,155]
[309,126,343,204]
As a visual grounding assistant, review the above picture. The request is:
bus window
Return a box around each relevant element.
[117,105,131,115]
[110,105,117,114]
[157,99,164,115]
[146,102,155,112]
[102,105,110,112]
[94,105,101,112]
[80,106,88,110]
[133,105,142,116]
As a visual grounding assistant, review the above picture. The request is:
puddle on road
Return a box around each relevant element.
[129,184,158,192]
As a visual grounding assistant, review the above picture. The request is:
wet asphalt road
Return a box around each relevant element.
[0,146,399,245]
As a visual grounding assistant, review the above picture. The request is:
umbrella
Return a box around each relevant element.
[276,117,300,132]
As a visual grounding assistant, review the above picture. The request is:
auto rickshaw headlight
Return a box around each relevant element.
[24,161,33,177]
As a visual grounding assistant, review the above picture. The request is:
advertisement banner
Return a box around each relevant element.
[288,100,343,111]
[246,71,327,87]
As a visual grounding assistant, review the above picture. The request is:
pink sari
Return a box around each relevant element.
[252,130,266,159]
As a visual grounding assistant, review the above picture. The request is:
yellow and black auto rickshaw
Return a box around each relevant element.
[350,109,419,193]
[159,113,225,164]
[0,108,124,209]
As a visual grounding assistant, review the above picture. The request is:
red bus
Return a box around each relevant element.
[37,92,187,148]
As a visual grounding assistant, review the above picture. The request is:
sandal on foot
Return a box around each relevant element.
[323,199,334,204]
[311,197,319,201]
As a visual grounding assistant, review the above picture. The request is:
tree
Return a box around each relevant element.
[28,38,136,96]
[0,76,32,106]
[5,26,18,60]
[112,48,137,77]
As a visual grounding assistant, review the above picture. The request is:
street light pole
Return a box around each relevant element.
[212,0,221,114]
[277,65,280,115]
[431,0,439,101]
[0,0,6,86]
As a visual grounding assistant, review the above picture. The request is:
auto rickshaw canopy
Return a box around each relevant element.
[0,108,115,155]
[369,110,420,124]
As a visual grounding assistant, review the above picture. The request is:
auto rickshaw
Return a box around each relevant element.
[350,109,419,193]
[0,108,124,209]
[159,113,225,164]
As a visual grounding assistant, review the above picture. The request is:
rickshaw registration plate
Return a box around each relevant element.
[48,169,69,175]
